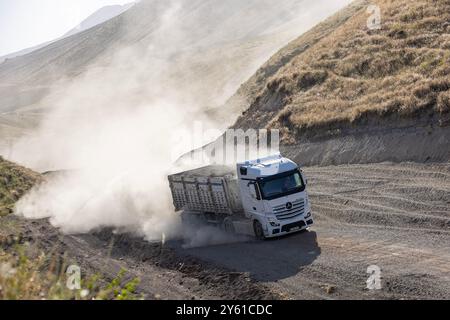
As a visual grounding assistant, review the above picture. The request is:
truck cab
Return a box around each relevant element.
[237,154,313,239]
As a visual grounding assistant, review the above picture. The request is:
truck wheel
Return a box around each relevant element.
[253,220,266,240]
[223,218,235,235]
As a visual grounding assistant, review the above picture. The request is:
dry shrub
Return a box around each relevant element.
[440,39,450,50]
[432,62,450,77]
[407,34,438,48]
[367,53,411,78]
[400,6,425,23]
[437,91,450,113]
[266,77,283,91]
[296,70,328,90]
[414,80,450,99]
[414,17,445,31]
[0,158,42,216]
[289,99,352,128]
[388,27,408,39]
[277,108,293,127]
[367,35,389,46]
[336,53,370,77]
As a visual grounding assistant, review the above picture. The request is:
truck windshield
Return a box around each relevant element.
[258,170,305,200]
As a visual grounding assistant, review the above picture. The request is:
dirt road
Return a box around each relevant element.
[3,162,449,299]
[174,162,450,299]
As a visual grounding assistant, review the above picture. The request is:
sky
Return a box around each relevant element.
[0,0,133,57]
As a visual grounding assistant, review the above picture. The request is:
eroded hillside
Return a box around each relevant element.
[233,0,450,135]
[223,0,450,165]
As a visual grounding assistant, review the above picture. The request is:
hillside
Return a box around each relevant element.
[63,3,135,38]
[0,157,41,216]
[0,0,352,149]
[225,0,450,165]
[0,3,135,64]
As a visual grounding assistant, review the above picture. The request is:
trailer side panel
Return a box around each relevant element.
[168,166,242,215]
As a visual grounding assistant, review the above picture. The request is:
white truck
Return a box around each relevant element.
[168,154,313,239]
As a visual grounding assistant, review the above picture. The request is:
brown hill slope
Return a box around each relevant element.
[225,0,450,165]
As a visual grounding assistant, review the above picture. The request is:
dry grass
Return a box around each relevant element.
[232,0,450,142]
[0,246,141,300]
[0,157,42,216]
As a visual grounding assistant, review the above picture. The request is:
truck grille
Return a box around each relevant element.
[273,199,305,221]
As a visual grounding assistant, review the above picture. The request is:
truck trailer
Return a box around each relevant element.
[168,154,313,239]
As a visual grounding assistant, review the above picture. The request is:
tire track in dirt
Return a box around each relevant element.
[181,162,449,299]
[306,162,450,232]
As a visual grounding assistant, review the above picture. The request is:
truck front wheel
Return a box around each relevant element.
[253,220,266,240]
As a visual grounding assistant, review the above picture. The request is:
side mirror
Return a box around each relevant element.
[301,171,308,185]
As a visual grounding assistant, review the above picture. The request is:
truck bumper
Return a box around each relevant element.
[265,214,314,238]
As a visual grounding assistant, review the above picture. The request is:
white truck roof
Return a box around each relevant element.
[237,154,298,179]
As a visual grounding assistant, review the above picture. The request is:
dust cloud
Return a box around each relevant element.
[8,0,351,246]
